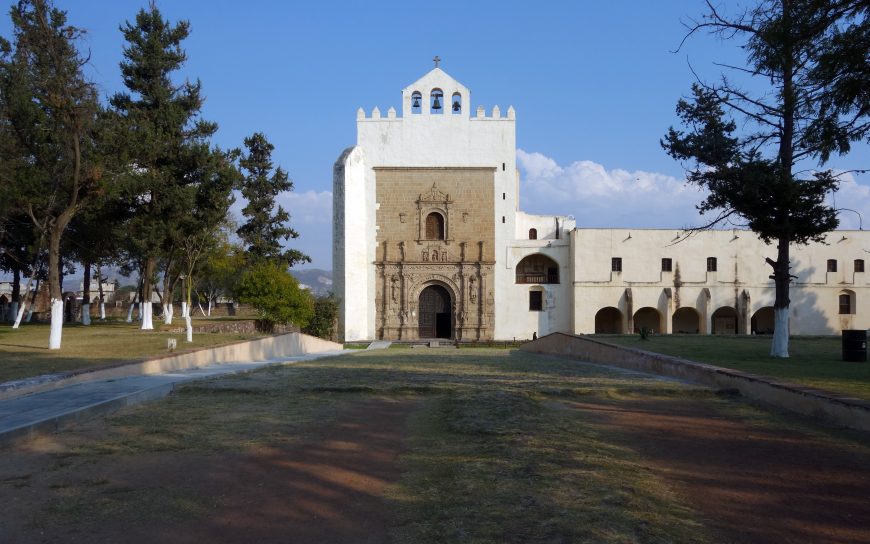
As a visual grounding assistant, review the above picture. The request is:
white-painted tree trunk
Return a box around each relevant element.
[185,316,192,342]
[207,299,212,317]
[81,303,91,326]
[181,301,188,318]
[141,303,153,330]
[163,303,174,325]
[13,305,26,329]
[126,302,135,323]
[770,308,789,358]
[49,299,63,350]
[99,303,106,320]
[9,302,19,324]
[25,309,32,323]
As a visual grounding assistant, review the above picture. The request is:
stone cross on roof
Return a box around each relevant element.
[433,55,441,68]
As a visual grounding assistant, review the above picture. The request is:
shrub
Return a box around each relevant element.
[303,293,339,340]
[235,262,314,330]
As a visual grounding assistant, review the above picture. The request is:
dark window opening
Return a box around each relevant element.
[502,163,505,171]
[502,216,505,224]
[612,257,622,272]
[503,193,505,200]
[516,254,559,284]
[856,259,865,273]
[828,259,838,272]
[529,228,537,240]
[529,290,543,311]
[662,258,673,272]
[425,212,445,240]
[707,257,717,272]
[839,293,852,315]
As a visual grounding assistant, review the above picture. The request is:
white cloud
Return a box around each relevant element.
[516,150,870,232]
[277,190,333,225]
[517,149,710,229]
[828,172,870,230]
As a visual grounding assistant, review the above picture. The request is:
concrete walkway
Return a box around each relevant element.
[0,350,347,448]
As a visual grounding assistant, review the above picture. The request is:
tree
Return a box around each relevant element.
[303,293,339,340]
[195,234,244,317]
[662,0,869,358]
[0,0,100,348]
[235,262,314,331]
[237,132,310,267]
[110,3,220,330]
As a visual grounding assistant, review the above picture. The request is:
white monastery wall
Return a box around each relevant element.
[571,229,869,336]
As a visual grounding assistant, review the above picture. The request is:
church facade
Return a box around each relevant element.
[333,67,869,341]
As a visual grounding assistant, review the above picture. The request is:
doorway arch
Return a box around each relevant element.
[594,307,623,334]
[418,284,452,339]
[672,307,700,334]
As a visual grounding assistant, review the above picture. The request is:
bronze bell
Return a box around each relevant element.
[412,96,421,108]
[452,100,460,112]
[432,95,442,110]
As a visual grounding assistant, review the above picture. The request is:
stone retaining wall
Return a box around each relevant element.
[0,332,342,401]
[522,332,870,433]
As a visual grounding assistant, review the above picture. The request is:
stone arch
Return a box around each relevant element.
[633,307,662,333]
[751,306,775,334]
[711,306,738,334]
[430,88,444,114]
[672,307,700,334]
[416,281,454,339]
[594,307,623,334]
[451,92,462,114]
[515,254,559,284]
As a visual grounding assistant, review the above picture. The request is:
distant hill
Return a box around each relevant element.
[290,269,333,297]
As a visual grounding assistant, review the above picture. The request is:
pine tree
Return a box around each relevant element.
[110,3,219,329]
[0,0,100,348]
[237,132,310,267]
[663,0,869,357]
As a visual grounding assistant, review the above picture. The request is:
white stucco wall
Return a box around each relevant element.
[338,67,518,341]
[571,228,870,335]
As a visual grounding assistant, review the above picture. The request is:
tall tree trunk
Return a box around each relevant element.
[48,223,69,349]
[96,265,106,320]
[770,238,791,357]
[12,271,34,329]
[771,0,795,359]
[10,266,20,323]
[81,261,91,326]
[141,257,155,330]
[25,277,39,323]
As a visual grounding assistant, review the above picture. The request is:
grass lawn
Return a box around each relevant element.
[600,334,870,400]
[0,320,264,383]
[4,349,867,542]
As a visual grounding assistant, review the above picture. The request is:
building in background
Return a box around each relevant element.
[333,66,869,341]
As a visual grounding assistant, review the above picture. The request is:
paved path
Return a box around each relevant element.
[0,350,347,447]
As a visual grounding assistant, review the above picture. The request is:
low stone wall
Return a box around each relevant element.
[522,332,870,433]
[0,332,343,401]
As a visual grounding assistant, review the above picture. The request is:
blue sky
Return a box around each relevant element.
[2,1,867,271]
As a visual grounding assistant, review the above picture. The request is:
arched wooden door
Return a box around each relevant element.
[418,285,452,339]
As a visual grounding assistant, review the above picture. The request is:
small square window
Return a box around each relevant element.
[856,259,865,273]
[529,290,543,311]
[827,259,837,272]
[706,257,717,272]
[611,257,622,272]
[661,258,672,272]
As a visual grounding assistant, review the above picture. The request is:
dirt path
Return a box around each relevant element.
[568,397,870,544]
[0,398,413,544]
